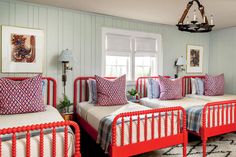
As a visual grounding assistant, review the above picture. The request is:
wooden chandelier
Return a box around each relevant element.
[176,0,215,33]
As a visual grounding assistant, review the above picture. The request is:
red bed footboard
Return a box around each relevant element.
[5,77,57,107]
[195,100,236,157]
[136,76,170,98]
[0,121,81,157]
[111,107,187,157]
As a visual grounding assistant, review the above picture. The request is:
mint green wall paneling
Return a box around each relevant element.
[47,8,60,98]
[209,28,236,94]
[33,6,38,28]
[0,0,210,101]
[0,1,9,25]
[72,13,81,77]
[104,17,113,28]
[62,10,74,100]
[9,0,15,25]
[95,16,104,75]
[15,3,28,27]
[91,16,96,75]
[28,5,34,27]
[84,14,92,76]
[79,14,85,76]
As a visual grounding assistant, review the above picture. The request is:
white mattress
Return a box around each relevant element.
[187,94,236,102]
[140,97,209,109]
[77,101,150,130]
[77,102,180,146]
[0,106,74,157]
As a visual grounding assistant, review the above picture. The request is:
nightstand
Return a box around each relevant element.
[61,113,73,121]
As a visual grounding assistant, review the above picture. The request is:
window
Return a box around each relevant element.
[102,28,163,81]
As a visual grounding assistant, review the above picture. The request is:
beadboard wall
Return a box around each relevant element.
[0,0,210,102]
[209,27,236,94]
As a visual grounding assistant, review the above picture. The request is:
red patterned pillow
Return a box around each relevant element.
[159,76,183,100]
[205,74,224,96]
[0,74,45,115]
[95,75,128,106]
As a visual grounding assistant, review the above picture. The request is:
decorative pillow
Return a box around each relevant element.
[195,78,205,95]
[159,76,183,100]
[0,74,45,115]
[191,78,197,94]
[87,79,97,104]
[205,74,224,96]
[95,75,128,106]
[42,79,47,103]
[147,78,160,99]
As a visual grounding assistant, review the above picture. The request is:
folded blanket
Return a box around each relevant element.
[1,127,73,142]
[186,106,203,133]
[97,113,170,153]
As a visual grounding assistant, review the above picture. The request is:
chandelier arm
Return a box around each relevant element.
[198,5,209,24]
[178,1,193,24]
[176,0,214,33]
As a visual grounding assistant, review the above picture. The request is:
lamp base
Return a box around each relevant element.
[175,74,178,78]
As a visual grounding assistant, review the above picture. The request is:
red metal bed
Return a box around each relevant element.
[136,76,236,157]
[74,76,187,157]
[0,77,81,157]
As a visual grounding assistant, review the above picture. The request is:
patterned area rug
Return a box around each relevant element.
[136,133,236,157]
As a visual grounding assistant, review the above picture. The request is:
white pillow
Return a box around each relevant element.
[191,78,197,94]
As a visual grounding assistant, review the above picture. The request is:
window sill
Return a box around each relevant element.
[127,81,136,87]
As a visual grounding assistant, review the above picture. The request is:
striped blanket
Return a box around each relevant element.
[97,113,169,153]
[97,115,116,153]
[186,106,204,133]
[1,127,73,142]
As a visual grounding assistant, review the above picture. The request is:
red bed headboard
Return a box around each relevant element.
[182,75,205,96]
[136,76,171,98]
[5,77,57,108]
[73,76,116,112]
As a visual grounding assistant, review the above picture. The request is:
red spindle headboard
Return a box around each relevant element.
[73,76,116,112]
[5,77,57,108]
[136,76,171,98]
[182,75,205,96]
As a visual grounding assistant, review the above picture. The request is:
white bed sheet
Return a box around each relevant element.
[77,101,150,130]
[77,102,180,146]
[0,106,74,157]
[140,97,209,109]
[187,94,236,102]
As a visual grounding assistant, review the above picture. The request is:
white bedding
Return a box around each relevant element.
[140,97,209,109]
[187,94,236,102]
[0,106,74,157]
[77,102,180,146]
[77,101,150,130]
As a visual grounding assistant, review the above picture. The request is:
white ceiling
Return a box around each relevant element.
[21,0,236,29]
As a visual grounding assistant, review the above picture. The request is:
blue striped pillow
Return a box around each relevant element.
[147,78,160,99]
[87,79,97,104]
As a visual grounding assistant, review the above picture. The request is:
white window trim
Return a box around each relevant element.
[101,27,163,80]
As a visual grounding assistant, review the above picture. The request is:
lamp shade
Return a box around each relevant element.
[58,49,73,62]
[176,56,186,66]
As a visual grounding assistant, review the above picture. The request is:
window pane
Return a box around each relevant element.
[135,56,156,79]
[106,56,130,80]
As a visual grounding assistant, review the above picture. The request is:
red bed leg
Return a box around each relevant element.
[202,138,207,157]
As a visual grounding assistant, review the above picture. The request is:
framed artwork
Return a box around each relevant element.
[1,26,44,73]
[186,45,203,73]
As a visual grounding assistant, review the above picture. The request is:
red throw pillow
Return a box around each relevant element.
[95,75,128,106]
[159,76,183,100]
[205,74,224,96]
[0,74,45,115]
